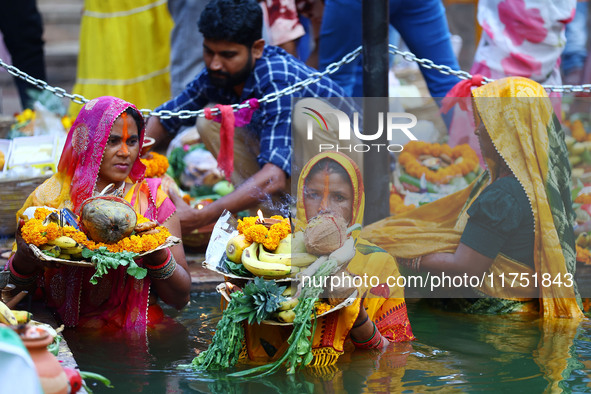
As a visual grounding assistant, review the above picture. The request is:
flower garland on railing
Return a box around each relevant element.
[236,215,291,251]
[21,207,171,254]
[398,141,479,184]
[140,152,169,178]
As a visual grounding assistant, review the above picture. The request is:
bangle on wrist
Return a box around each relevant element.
[352,313,369,329]
[351,322,386,349]
[145,249,171,270]
[7,258,37,286]
[351,321,377,345]
[410,256,422,272]
[146,249,177,280]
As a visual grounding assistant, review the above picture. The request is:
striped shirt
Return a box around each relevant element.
[157,45,350,176]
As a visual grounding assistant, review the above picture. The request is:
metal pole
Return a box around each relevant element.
[362,0,390,225]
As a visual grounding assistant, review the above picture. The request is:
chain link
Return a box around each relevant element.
[2,42,590,119]
[0,47,362,119]
[388,44,591,93]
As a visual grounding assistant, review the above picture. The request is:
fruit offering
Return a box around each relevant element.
[225,215,317,278]
[304,213,348,256]
[20,207,171,259]
[79,196,137,244]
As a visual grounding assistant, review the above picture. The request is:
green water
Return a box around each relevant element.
[63,293,591,393]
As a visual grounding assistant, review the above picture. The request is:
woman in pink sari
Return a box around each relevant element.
[6,96,191,334]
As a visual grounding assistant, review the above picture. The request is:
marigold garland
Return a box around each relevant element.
[314,301,334,315]
[398,141,479,184]
[236,215,291,251]
[141,152,169,178]
[21,208,171,254]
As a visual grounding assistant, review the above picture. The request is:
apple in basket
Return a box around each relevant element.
[79,195,137,244]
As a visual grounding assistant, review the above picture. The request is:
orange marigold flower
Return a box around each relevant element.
[243,224,268,243]
[269,221,290,240]
[400,141,479,185]
[237,217,258,234]
[34,207,53,221]
[141,152,169,178]
[263,232,281,250]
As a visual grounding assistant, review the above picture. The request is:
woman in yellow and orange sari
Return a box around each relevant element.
[362,77,583,319]
[242,151,414,368]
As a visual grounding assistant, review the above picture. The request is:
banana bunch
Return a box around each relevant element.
[271,287,298,323]
[40,236,86,260]
[0,302,33,325]
[239,238,318,278]
[0,301,17,325]
[241,242,291,278]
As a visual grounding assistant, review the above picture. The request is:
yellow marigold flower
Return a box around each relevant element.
[141,152,169,178]
[21,219,48,245]
[237,216,258,234]
[269,222,290,240]
[136,213,150,224]
[44,223,60,240]
[263,232,281,250]
[244,224,268,243]
[401,141,479,185]
[34,207,53,220]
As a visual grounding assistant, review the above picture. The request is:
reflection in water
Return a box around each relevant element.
[65,293,591,393]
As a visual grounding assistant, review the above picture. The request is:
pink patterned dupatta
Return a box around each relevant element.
[17,97,175,334]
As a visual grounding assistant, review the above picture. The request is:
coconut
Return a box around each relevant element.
[304,213,348,256]
[79,195,137,244]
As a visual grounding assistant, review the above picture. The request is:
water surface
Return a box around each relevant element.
[64,293,591,393]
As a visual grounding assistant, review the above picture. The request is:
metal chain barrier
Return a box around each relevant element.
[2,42,591,120]
[0,47,361,119]
[388,43,591,93]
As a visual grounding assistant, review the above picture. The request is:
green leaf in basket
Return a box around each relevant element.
[83,247,144,285]
[224,258,252,277]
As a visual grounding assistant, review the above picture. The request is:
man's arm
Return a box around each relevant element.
[145,116,173,150]
[169,162,288,233]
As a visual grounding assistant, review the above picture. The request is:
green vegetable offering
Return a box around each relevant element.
[228,258,340,378]
[186,277,287,371]
[81,247,146,285]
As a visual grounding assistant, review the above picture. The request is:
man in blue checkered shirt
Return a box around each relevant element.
[146,0,351,232]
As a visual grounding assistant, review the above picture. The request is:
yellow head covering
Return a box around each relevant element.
[362,77,582,318]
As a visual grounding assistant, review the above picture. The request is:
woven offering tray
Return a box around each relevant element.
[216,282,358,326]
[29,236,182,267]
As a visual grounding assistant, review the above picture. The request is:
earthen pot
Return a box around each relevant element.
[21,326,68,394]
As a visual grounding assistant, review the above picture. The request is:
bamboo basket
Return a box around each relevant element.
[182,222,214,251]
[0,175,51,236]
